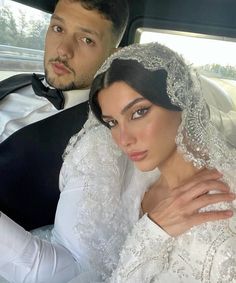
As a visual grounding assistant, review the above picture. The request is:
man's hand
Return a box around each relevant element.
[148,169,235,237]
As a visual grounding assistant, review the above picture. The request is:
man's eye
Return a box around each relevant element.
[52,25,63,33]
[132,107,149,119]
[81,37,94,45]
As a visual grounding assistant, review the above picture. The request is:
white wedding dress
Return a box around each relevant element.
[55,114,236,283]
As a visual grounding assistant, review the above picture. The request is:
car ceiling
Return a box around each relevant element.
[13,0,236,45]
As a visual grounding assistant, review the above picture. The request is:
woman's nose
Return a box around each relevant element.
[118,126,136,148]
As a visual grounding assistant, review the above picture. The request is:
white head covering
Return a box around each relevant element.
[91,42,236,183]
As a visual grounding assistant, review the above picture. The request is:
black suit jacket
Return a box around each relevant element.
[0,74,89,230]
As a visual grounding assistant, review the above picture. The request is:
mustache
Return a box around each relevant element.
[49,57,75,75]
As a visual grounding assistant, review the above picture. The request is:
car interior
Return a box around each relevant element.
[0,0,235,281]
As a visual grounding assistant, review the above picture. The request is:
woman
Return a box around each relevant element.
[88,42,236,282]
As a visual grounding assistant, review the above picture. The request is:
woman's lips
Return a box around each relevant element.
[127,150,148,162]
[51,62,70,75]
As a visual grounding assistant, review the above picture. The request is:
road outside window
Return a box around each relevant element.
[137,28,236,107]
[0,0,50,80]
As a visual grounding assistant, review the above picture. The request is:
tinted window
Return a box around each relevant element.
[0,0,50,80]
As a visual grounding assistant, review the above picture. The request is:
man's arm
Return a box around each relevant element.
[0,213,80,283]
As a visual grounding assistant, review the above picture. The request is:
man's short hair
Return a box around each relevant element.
[55,0,129,45]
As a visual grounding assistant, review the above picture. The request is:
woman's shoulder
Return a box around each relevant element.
[64,114,122,169]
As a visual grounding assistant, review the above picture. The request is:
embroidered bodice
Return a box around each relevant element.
[56,114,236,283]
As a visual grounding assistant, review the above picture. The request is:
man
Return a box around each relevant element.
[0,0,129,282]
[0,0,129,230]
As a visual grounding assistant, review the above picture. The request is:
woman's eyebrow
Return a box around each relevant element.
[101,97,146,119]
[121,97,146,114]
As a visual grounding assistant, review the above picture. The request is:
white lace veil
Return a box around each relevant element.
[61,42,236,281]
[91,42,236,186]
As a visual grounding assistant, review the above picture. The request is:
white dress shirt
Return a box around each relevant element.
[0,80,89,143]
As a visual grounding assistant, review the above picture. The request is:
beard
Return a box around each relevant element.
[45,70,76,90]
[44,69,90,91]
[44,56,90,90]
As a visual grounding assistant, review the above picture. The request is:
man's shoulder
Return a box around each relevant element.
[0,73,44,100]
[0,73,44,86]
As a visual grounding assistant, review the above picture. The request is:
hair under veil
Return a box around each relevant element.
[89,42,236,188]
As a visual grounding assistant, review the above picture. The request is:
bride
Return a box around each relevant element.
[87,42,236,282]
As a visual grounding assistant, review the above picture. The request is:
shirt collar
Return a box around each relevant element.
[63,89,90,108]
[43,79,89,109]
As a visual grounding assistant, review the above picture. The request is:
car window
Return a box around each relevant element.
[0,0,51,80]
[136,28,236,107]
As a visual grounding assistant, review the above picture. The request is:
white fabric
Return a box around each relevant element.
[0,79,236,282]
[209,105,236,147]
[200,75,236,146]
[63,116,236,283]
[0,213,80,283]
[1,113,235,283]
[0,118,159,283]
[200,75,235,112]
[0,79,89,143]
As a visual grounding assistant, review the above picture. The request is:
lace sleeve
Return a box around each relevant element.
[58,112,167,282]
[55,117,132,281]
[209,233,236,282]
[109,214,174,283]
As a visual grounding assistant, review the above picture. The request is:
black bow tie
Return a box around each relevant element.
[32,73,65,110]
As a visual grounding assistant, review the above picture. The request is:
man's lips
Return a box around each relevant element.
[127,150,148,162]
[51,62,70,75]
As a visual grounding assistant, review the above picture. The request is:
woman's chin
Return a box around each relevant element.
[134,162,157,172]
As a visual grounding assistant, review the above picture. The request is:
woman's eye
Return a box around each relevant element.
[104,119,117,128]
[132,107,149,119]
[52,25,63,33]
[81,37,94,45]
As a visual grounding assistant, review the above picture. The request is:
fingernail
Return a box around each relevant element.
[225,210,233,216]
[230,193,236,199]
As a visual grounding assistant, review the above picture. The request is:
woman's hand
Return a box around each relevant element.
[148,169,235,237]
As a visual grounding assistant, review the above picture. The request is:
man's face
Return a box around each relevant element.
[44,0,115,90]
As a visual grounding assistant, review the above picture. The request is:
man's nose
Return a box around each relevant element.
[57,37,74,60]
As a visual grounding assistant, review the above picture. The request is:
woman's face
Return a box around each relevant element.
[98,81,182,171]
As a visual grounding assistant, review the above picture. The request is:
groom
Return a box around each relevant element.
[0,0,129,230]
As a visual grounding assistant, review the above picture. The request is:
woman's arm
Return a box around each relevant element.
[210,234,236,282]
[108,170,235,283]
[53,123,131,282]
